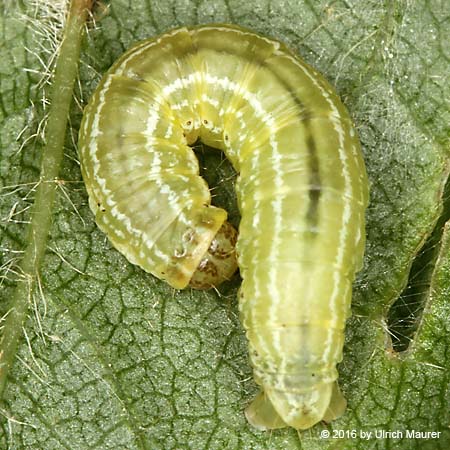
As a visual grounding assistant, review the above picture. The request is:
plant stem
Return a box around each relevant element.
[0,0,92,398]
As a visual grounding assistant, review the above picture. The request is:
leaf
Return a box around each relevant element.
[0,1,449,449]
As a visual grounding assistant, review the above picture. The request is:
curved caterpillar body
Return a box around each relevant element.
[78,24,369,430]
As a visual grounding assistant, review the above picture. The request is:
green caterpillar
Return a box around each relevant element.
[78,24,369,430]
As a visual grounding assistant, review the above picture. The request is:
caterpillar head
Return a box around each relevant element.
[189,221,238,289]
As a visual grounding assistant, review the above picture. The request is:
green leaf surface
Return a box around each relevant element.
[1,1,449,449]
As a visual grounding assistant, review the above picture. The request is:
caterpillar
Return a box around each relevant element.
[78,24,369,430]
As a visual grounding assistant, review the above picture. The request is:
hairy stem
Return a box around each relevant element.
[0,0,92,398]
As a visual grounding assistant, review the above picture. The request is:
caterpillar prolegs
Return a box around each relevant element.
[78,24,369,430]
